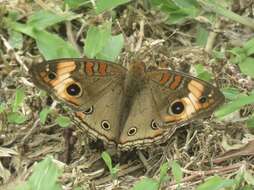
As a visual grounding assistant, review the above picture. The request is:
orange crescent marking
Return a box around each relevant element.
[85,62,94,76]
[98,62,107,76]
[57,61,75,69]
[170,75,182,90]
[159,73,170,84]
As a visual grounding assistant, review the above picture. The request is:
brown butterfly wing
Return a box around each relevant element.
[118,67,224,150]
[30,58,127,146]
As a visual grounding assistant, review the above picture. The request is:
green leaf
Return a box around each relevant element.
[101,151,113,172]
[195,25,209,47]
[7,112,27,124]
[244,38,254,56]
[247,116,254,128]
[132,178,159,190]
[84,22,112,58]
[27,156,62,190]
[215,93,254,118]
[221,87,241,100]
[239,57,254,77]
[150,0,200,24]
[34,29,80,59]
[159,162,169,185]
[95,0,131,14]
[194,64,212,82]
[65,0,91,9]
[171,160,183,184]
[27,10,79,29]
[56,116,71,128]
[39,107,51,125]
[12,88,25,112]
[96,34,124,61]
[8,30,23,49]
[196,176,235,190]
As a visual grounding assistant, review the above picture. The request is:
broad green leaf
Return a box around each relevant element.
[171,160,183,184]
[196,176,235,190]
[221,87,241,100]
[96,34,124,62]
[34,29,80,59]
[95,0,131,14]
[56,116,71,128]
[27,156,62,190]
[84,22,111,58]
[132,178,159,190]
[39,107,51,125]
[7,112,27,124]
[27,10,79,29]
[65,0,91,9]
[12,88,25,112]
[239,57,254,77]
[215,93,254,118]
[247,116,254,128]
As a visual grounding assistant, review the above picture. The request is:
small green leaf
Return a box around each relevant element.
[215,93,254,118]
[247,116,254,128]
[39,107,51,125]
[84,22,112,58]
[159,162,169,185]
[12,88,25,112]
[171,160,183,184]
[132,178,159,190]
[239,57,254,77]
[101,151,113,172]
[56,116,71,128]
[194,64,212,82]
[95,0,131,14]
[196,176,235,190]
[7,112,27,124]
[96,34,124,62]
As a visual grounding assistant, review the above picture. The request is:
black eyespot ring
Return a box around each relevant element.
[151,120,159,130]
[84,106,94,115]
[48,72,56,80]
[128,127,137,136]
[199,96,207,104]
[66,83,82,96]
[101,120,110,130]
[170,101,185,115]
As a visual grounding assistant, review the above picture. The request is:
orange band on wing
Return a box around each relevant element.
[170,75,182,90]
[85,62,94,76]
[98,62,107,76]
[159,73,170,84]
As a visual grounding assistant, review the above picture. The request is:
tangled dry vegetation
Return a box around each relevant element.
[0,0,254,190]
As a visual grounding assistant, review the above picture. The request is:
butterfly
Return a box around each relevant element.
[30,58,224,150]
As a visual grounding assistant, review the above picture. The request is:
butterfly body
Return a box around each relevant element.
[30,58,224,150]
